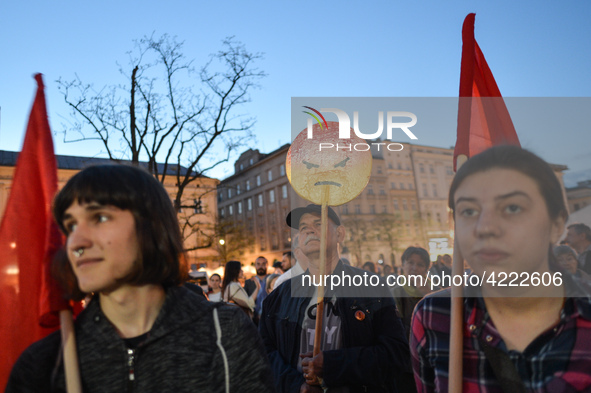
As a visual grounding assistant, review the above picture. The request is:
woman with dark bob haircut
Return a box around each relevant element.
[7,164,274,392]
[410,146,591,392]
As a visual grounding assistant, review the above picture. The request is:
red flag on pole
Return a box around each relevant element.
[0,74,69,389]
[454,13,521,170]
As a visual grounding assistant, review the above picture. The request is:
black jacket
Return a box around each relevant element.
[7,286,275,393]
[259,262,413,393]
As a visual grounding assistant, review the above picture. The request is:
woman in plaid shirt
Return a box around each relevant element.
[411,146,591,392]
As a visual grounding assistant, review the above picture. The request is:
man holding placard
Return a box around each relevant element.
[259,204,413,393]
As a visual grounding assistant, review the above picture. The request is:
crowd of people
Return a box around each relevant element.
[6,145,591,392]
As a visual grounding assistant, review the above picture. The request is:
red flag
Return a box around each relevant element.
[0,74,68,389]
[454,13,521,170]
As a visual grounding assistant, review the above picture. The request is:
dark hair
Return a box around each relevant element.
[222,261,242,292]
[362,261,376,273]
[283,251,293,259]
[449,146,567,222]
[553,245,577,259]
[568,223,591,241]
[210,273,222,280]
[401,247,430,268]
[52,164,186,300]
[448,146,568,272]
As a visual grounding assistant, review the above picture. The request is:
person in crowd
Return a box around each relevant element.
[265,273,280,294]
[428,254,452,284]
[6,164,273,392]
[244,256,269,324]
[392,247,437,339]
[554,244,591,280]
[362,261,376,273]
[208,273,223,302]
[383,264,394,277]
[411,145,591,392]
[273,244,308,291]
[272,260,285,275]
[564,223,591,274]
[281,251,294,273]
[222,260,259,318]
[260,204,413,393]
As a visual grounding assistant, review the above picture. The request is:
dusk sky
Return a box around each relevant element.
[1,1,590,184]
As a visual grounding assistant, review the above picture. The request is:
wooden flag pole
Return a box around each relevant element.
[60,310,82,393]
[313,186,329,357]
[448,153,467,392]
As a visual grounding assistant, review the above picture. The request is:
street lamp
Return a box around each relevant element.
[219,239,225,246]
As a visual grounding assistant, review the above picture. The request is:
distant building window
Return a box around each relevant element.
[260,235,266,251]
[268,170,273,182]
[219,208,225,217]
[400,183,405,190]
[429,165,435,174]
[408,183,413,190]
[256,175,261,187]
[391,182,396,189]
[238,201,243,214]
[355,205,361,214]
[236,185,241,195]
[393,200,399,210]
[402,199,408,210]
[228,205,233,215]
[194,199,203,214]
[247,198,252,211]
[246,180,251,191]
[411,200,417,211]
[419,164,425,173]
[377,166,382,174]
[367,186,374,195]
[239,163,244,171]
[382,205,388,213]
[370,205,376,214]
[258,194,263,207]
[269,189,275,203]
[432,184,438,197]
[282,184,288,199]
[280,164,285,176]
[388,163,393,169]
[397,163,402,170]
[228,188,232,198]
[249,158,254,165]
[342,205,349,214]
[422,184,428,197]
[379,188,386,195]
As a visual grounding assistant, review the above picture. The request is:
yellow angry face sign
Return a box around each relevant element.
[287,121,372,206]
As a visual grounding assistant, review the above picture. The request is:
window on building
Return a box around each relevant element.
[422,184,428,197]
[402,199,408,210]
[256,175,261,187]
[388,163,393,169]
[419,163,425,173]
[219,208,225,217]
[355,205,361,214]
[194,199,203,214]
[429,165,435,174]
[269,189,275,203]
[258,194,263,207]
[393,200,399,210]
[280,164,285,176]
[246,180,251,191]
[238,201,243,214]
[411,200,417,211]
[397,163,402,170]
[382,205,388,213]
[391,182,396,189]
[400,183,405,190]
[370,205,376,214]
[247,198,252,211]
[260,235,266,251]
[342,204,349,214]
[367,186,374,195]
[271,233,279,250]
[379,188,386,195]
[249,158,254,165]
[236,184,241,195]
[268,170,273,182]
[282,184,288,199]
[228,188,232,198]
[377,166,382,174]
[228,205,233,215]
[239,163,244,171]
[432,184,438,197]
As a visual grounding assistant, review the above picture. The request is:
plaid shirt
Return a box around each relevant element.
[410,278,591,393]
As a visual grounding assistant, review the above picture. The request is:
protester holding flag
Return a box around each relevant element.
[6,164,274,392]
[410,146,591,392]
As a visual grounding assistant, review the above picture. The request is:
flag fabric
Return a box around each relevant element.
[454,13,521,170]
[0,74,68,389]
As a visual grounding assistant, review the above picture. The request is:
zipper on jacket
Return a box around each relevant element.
[127,348,136,391]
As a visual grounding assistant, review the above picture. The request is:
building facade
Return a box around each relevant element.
[0,150,219,269]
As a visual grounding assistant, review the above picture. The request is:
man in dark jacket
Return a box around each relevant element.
[260,204,413,393]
